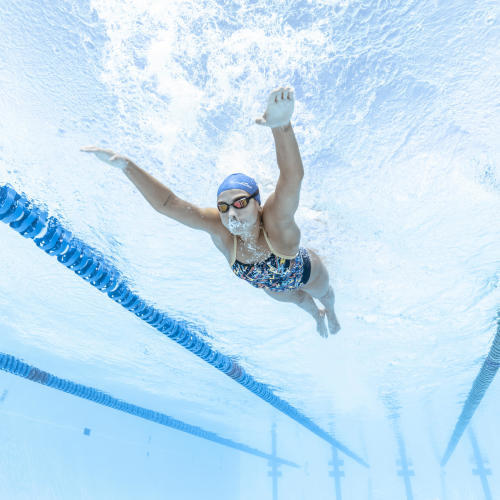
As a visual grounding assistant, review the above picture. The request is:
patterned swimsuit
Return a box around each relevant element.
[230,227,311,292]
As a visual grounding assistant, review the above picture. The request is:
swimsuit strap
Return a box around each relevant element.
[230,234,237,266]
[262,227,297,260]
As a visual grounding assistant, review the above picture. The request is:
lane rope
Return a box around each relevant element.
[0,183,368,467]
[0,352,298,466]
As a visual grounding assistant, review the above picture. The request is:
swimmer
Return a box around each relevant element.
[81,87,340,337]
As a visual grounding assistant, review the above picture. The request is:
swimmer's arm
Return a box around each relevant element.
[123,162,221,233]
[265,124,304,220]
[81,146,221,233]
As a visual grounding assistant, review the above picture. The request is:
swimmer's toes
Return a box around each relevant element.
[328,318,341,335]
[316,313,328,338]
[318,323,328,338]
[326,311,341,335]
[329,322,341,335]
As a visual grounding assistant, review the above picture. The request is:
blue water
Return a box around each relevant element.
[0,0,499,498]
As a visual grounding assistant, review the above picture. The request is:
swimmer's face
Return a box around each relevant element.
[217,189,260,235]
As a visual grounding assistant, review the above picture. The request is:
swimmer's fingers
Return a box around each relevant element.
[81,146,128,169]
[268,88,282,105]
[80,146,114,160]
[81,146,113,163]
[80,146,113,154]
[268,87,294,104]
[257,86,294,128]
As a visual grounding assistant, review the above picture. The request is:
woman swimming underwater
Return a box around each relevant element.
[82,87,340,338]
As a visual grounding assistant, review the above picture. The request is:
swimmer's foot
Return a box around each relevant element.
[316,309,328,338]
[318,286,341,335]
[326,308,341,335]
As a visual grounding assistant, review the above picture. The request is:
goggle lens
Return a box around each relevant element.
[217,191,258,213]
[232,198,248,209]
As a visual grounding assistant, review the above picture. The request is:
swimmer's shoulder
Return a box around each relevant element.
[208,222,234,264]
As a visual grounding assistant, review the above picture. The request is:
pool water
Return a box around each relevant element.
[0,0,499,498]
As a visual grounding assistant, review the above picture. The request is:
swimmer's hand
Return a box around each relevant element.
[255,87,294,129]
[80,146,130,170]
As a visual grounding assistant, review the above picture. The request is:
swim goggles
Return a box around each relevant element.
[217,190,260,213]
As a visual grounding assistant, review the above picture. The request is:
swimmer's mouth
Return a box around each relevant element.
[228,218,246,233]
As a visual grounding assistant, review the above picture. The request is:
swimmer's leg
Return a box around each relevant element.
[302,249,341,335]
[317,286,340,335]
[264,289,328,338]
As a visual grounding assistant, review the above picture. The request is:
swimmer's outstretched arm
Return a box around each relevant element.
[255,87,303,220]
[80,147,220,234]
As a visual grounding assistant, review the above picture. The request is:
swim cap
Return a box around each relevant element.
[217,173,261,204]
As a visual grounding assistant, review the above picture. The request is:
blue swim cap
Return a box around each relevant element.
[217,173,261,204]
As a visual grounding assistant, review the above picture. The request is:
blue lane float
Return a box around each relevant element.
[441,315,500,467]
[0,352,299,467]
[0,183,368,468]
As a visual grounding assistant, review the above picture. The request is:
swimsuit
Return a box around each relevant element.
[230,227,311,292]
